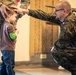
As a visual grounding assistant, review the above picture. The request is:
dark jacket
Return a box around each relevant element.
[29,9,76,49]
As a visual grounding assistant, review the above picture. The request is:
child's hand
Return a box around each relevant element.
[14,29,19,35]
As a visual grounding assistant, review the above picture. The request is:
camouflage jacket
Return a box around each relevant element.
[29,9,76,49]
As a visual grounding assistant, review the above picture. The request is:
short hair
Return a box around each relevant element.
[58,0,72,13]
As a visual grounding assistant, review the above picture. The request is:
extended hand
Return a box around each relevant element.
[9,6,29,14]
[0,3,10,18]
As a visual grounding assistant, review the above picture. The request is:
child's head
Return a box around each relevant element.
[6,8,18,24]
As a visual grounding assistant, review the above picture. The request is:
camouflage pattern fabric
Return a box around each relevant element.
[29,10,76,49]
[29,9,76,72]
[51,47,76,72]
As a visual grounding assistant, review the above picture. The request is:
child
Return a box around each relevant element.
[0,8,18,75]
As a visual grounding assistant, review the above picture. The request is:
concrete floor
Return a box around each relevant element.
[15,67,71,75]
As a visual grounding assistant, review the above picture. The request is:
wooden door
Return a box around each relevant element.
[30,0,59,56]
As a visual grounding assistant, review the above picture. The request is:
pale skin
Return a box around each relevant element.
[0,2,10,18]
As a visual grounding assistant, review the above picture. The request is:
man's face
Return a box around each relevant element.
[55,3,64,21]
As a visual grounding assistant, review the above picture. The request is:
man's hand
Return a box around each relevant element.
[10,6,29,14]
[0,3,10,18]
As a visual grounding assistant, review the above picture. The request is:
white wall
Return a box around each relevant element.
[15,4,30,61]
[59,0,76,8]
[15,14,30,61]
[66,0,76,8]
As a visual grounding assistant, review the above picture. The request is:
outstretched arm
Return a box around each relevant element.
[9,6,60,24]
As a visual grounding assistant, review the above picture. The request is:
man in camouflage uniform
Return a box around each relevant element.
[16,0,76,75]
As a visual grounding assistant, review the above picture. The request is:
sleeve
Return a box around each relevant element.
[28,9,60,25]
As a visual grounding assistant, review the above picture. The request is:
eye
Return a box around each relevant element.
[55,9,64,12]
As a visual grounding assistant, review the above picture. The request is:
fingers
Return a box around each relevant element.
[9,6,22,13]
[9,6,28,14]
[0,4,9,18]
[3,4,10,17]
[9,6,18,9]
[0,7,6,19]
[6,5,10,10]
[3,8,8,17]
